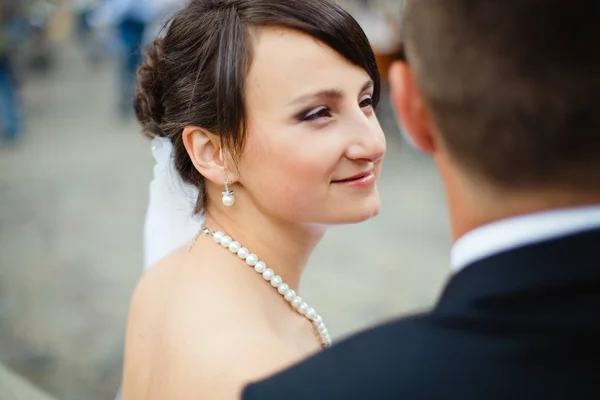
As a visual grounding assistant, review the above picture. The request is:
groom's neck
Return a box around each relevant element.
[445,179,600,242]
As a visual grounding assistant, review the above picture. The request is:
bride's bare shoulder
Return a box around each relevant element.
[130,244,259,316]
[122,247,277,399]
[131,246,190,306]
[125,245,253,345]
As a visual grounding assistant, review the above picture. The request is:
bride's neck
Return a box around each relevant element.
[202,203,325,290]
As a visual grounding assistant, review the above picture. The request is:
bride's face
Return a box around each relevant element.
[237,26,386,225]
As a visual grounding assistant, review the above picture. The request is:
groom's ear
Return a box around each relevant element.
[182,126,230,185]
[388,61,436,154]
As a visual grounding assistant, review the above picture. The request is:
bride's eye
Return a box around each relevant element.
[299,106,333,122]
[359,94,374,110]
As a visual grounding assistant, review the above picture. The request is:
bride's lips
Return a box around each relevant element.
[331,170,376,189]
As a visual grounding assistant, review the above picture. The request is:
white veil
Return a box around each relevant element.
[143,137,205,270]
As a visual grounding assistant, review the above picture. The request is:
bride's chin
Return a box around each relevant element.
[353,207,381,223]
[327,203,382,225]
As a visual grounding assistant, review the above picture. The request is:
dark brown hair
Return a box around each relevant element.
[135,0,380,213]
[401,0,600,190]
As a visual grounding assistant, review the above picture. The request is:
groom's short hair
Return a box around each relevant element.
[402,0,600,190]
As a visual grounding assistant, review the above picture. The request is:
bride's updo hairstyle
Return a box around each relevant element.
[135,0,380,213]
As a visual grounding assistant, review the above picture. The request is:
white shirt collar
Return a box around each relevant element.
[451,205,600,273]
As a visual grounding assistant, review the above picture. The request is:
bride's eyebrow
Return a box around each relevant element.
[288,80,374,107]
[359,80,374,94]
[289,89,343,107]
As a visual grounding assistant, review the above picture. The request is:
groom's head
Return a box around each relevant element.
[389,0,600,238]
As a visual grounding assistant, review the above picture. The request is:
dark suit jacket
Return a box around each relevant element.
[243,228,600,399]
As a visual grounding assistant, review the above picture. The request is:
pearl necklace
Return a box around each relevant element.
[196,225,332,348]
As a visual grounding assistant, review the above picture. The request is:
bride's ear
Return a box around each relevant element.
[182,126,229,184]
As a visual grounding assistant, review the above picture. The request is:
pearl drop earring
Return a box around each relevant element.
[222,180,235,207]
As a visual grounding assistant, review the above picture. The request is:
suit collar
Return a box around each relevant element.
[437,228,600,324]
[451,205,600,273]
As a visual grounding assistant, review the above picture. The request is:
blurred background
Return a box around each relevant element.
[0,0,450,399]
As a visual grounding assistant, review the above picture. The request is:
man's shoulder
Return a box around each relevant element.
[244,303,600,399]
[243,312,468,399]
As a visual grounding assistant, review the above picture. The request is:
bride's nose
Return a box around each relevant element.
[344,122,386,163]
